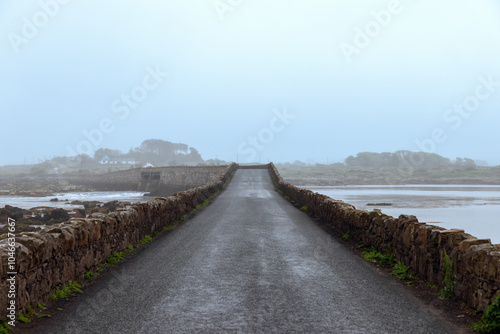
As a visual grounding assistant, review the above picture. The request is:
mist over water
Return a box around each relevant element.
[306,185,500,244]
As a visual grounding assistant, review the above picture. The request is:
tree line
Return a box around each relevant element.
[344,151,477,170]
[30,139,205,174]
[92,139,203,165]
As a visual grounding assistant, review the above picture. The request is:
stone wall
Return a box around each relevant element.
[0,163,238,319]
[61,169,142,191]
[268,163,500,312]
[61,166,231,195]
[238,165,269,169]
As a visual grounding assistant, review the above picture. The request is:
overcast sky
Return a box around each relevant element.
[1,0,500,166]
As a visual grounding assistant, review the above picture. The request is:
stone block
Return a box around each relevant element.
[458,238,491,251]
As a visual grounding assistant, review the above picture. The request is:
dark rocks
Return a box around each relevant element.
[50,198,59,202]
[43,208,70,224]
[73,208,86,218]
[0,207,15,221]
[83,201,101,210]
[78,201,123,216]
[0,205,31,221]
[102,200,120,212]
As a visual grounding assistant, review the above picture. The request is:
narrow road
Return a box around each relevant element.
[31,169,461,333]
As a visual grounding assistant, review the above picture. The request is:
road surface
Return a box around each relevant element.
[29,169,463,333]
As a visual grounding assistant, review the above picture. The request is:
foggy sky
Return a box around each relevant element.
[1,0,500,166]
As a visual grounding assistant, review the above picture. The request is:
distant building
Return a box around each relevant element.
[99,155,136,165]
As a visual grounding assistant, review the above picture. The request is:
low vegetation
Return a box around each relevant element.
[4,303,52,330]
[51,281,83,300]
[85,270,99,280]
[194,199,210,212]
[0,319,11,333]
[164,224,178,231]
[391,262,416,281]
[361,247,396,267]
[472,295,500,333]
[106,251,125,264]
[140,235,153,244]
[438,250,456,300]
[358,245,417,287]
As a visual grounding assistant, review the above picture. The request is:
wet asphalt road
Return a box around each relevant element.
[33,169,461,333]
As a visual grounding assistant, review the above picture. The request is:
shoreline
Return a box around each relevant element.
[0,199,136,235]
[287,179,500,186]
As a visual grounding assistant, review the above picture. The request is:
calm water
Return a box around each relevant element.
[0,191,153,210]
[305,185,500,244]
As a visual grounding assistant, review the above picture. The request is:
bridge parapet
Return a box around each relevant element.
[0,164,239,318]
[268,163,500,313]
[238,164,270,169]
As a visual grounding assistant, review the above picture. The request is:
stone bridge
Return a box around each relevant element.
[1,163,499,332]
[61,165,230,196]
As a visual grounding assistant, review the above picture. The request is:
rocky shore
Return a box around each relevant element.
[0,200,131,235]
[0,176,93,198]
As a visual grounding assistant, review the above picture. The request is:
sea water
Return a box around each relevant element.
[305,185,500,244]
[0,191,153,210]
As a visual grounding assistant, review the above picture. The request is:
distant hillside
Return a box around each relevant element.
[277,151,500,185]
[344,151,477,169]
